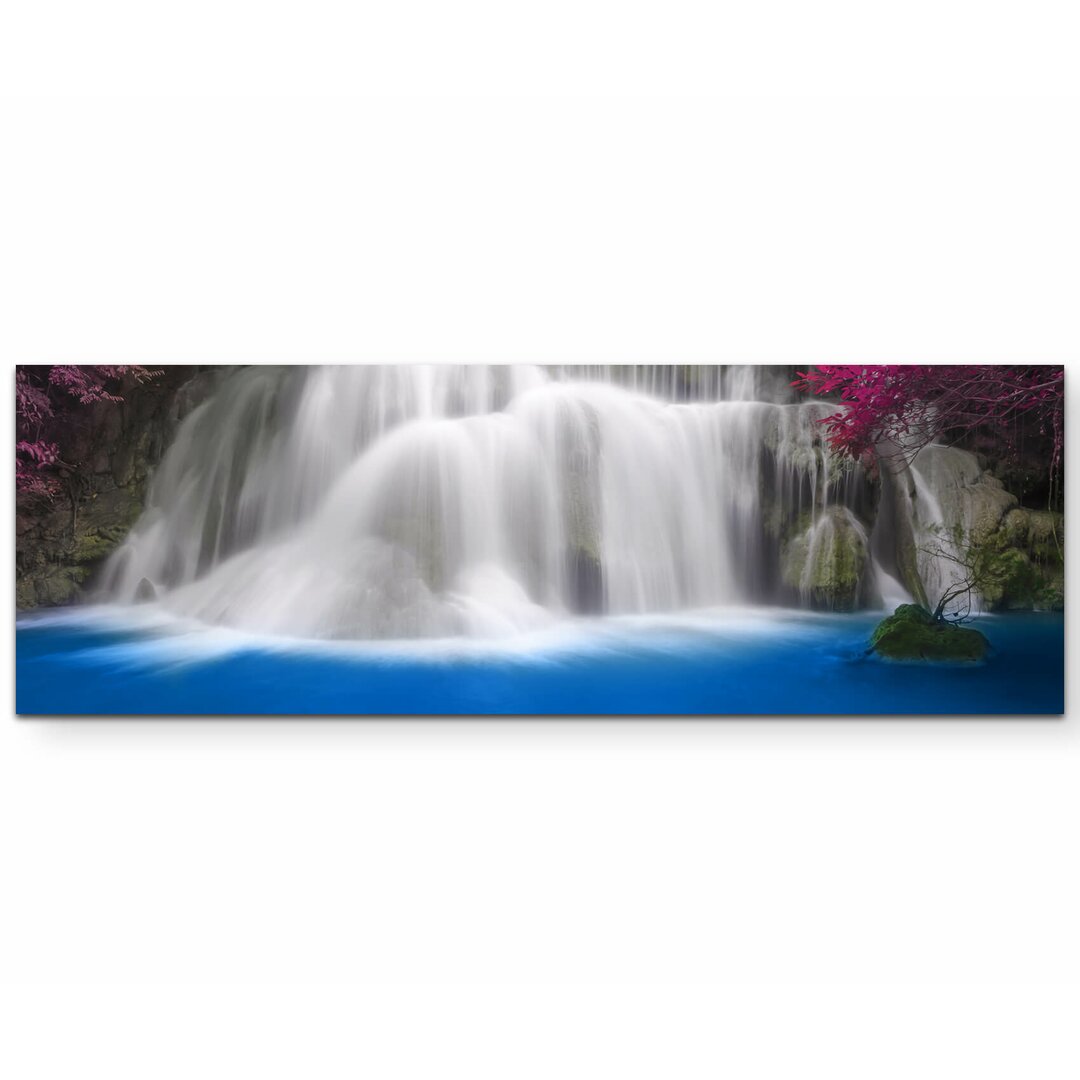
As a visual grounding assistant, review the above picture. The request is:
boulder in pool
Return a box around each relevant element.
[870,603,989,662]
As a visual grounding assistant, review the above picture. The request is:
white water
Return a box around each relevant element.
[909,447,978,613]
[102,365,908,639]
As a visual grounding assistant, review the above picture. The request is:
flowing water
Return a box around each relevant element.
[14,606,1064,714]
[98,364,890,639]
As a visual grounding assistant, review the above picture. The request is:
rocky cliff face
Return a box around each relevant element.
[762,436,1061,615]
[15,367,215,610]
[881,447,1063,615]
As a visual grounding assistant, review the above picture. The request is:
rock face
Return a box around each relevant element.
[870,604,989,662]
[887,444,1061,615]
[877,461,930,609]
[15,367,211,610]
[756,405,881,610]
[910,445,1018,542]
[781,506,872,611]
[996,508,1065,610]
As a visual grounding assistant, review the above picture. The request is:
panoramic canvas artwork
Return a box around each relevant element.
[15,364,1064,715]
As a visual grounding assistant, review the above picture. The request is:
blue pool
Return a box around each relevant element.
[15,607,1065,716]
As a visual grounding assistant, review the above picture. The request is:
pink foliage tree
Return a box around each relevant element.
[16,366,161,498]
[792,365,1064,503]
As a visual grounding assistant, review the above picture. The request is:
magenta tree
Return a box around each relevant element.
[793,365,1064,504]
[16,366,161,498]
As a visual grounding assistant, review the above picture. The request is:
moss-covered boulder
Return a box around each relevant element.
[967,510,1064,612]
[870,604,989,662]
[782,506,870,611]
[1002,508,1063,557]
[975,545,1042,610]
[1000,509,1064,609]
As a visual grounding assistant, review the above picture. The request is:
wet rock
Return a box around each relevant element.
[134,577,157,602]
[879,458,931,609]
[1002,508,1063,559]
[15,367,207,611]
[911,445,1017,542]
[567,548,604,614]
[980,508,1065,611]
[870,603,989,662]
[781,506,871,612]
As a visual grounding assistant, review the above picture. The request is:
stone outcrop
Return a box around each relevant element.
[983,507,1065,611]
[16,367,212,610]
[781,505,872,612]
[870,603,989,662]
[884,445,1060,615]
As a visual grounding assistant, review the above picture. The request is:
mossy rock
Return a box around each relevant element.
[782,506,869,612]
[971,521,1063,612]
[1002,508,1063,563]
[16,578,39,611]
[912,446,1017,542]
[966,475,1018,541]
[71,529,122,564]
[35,566,92,607]
[870,604,989,662]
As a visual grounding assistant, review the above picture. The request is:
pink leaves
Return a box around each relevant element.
[792,365,1065,478]
[15,370,53,428]
[15,441,62,497]
[15,365,162,496]
[46,365,157,405]
[16,440,59,465]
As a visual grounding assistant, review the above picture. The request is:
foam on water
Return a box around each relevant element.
[16,603,1064,714]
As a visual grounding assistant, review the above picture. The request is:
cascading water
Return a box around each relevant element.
[101,365,907,639]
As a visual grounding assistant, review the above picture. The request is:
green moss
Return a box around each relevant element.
[1014,510,1064,611]
[36,566,92,607]
[782,507,868,611]
[870,604,989,662]
[1043,568,1065,611]
[1002,508,1064,571]
[970,522,1063,612]
[70,489,146,565]
[16,579,38,610]
[71,530,120,563]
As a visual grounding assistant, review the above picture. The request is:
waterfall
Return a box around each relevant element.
[908,447,979,613]
[101,365,890,639]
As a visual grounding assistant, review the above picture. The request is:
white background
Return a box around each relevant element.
[1,3,1078,1077]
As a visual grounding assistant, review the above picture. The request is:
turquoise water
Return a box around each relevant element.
[14,606,1064,716]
